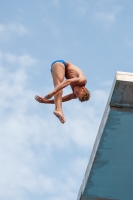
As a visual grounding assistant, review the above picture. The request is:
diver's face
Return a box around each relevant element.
[74,86,85,98]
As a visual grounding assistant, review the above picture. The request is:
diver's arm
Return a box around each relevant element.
[35,93,77,104]
[44,77,86,99]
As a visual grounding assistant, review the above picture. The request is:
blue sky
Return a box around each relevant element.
[0,0,133,200]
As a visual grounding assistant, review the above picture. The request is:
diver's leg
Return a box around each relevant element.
[51,62,66,123]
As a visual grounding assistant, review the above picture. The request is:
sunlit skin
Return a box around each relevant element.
[35,61,87,124]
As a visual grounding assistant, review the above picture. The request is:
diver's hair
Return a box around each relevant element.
[79,88,90,102]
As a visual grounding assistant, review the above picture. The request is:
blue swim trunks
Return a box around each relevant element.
[51,60,66,72]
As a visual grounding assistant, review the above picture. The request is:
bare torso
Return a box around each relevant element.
[65,61,86,91]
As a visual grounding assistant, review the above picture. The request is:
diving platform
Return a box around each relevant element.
[77,71,133,200]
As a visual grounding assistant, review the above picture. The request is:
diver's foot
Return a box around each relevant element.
[53,110,66,124]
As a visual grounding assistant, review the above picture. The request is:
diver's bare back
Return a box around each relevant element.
[65,61,86,88]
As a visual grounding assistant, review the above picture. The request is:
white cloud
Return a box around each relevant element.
[92,89,109,104]
[94,12,115,23]
[8,23,29,35]
[92,11,116,30]
[0,51,37,67]
[92,5,123,29]
[0,23,29,35]
[0,51,55,199]
[0,23,29,42]
[68,157,88,177]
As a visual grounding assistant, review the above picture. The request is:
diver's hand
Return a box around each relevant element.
[35,95,48,103]
[44,92,54,99]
